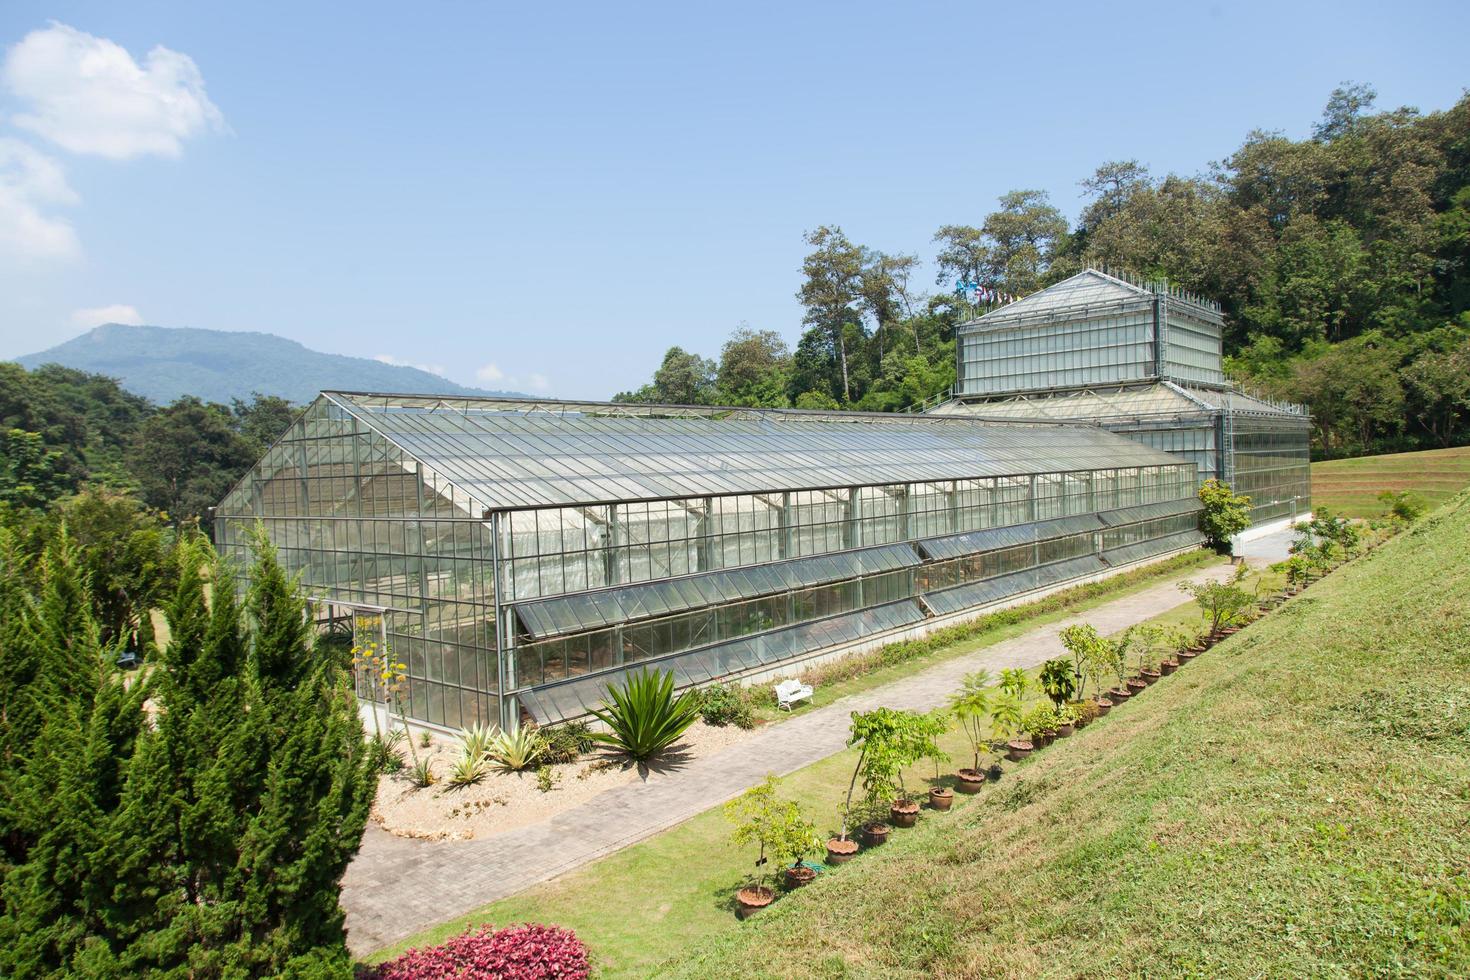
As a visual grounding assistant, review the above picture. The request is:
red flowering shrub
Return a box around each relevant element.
[368,923,590,979]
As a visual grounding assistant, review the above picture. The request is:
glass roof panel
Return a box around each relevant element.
[326,392,1184,512]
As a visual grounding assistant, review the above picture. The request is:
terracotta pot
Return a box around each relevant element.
[928,786,954,810]
[1177,649,1198,662]
[784,865,817,889]
[736,885,775,919]
[1093,697,1113,717]
[890,799,919,828]
[1055,722,1075,738]
[1109,686,1132,704]
[955,769,985,794]
[1040,728,1058,746]
[1029,730,1050,749]
[1140,668,1161,685]
[861,822,891,847]
[986,762,1004,782]
[1126,678,1147,696]
[1159,659,1179,676]
[1005,739,1033,762]
[825,837,858,865]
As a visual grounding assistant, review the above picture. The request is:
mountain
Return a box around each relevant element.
[13,324,527,405]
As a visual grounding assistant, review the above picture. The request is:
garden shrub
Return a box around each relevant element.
[1378,489,1427,522]
[367,923,590,979]
[697,683,755,728]
[540,721,594,764]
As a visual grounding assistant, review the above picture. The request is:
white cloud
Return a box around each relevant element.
[473,361,550,393]
[71,303,143,328]
[2,22,225,160]
[0,136,80,260]
[374,353,449,377]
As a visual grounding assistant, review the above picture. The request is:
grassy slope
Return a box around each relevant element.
[666,497,1470,978]
[1312,445,1470,517]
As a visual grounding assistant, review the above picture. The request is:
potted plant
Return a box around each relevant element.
[948,670,993,793]
[725,776,820,917]
[916,709,954,811]
[1054,702,1079,737]
[991,692,1030,762]
[1179,569,1256,641]
[1022,702,1058,750]
[1039,657,1078,720]
[888,709,942,828]
[835,707,913,853]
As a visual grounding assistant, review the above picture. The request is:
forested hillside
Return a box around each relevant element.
[0,362,294,532]
[617,85,1470,459]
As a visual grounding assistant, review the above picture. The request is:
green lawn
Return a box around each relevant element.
[1312,445,1470,518]
[366,551,1267,976]
[660,495,1470,978]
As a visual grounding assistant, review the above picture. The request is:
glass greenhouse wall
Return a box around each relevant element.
[956,269,1226,398]
[216,393,1204,730]
[942,269,1310,525]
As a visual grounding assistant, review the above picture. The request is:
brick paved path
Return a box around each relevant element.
[343,537,1288,954]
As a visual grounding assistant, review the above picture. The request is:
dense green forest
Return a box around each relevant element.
[616,85,1470,459]
[0,361,295,529]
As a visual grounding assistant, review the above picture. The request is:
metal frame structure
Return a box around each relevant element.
[216,391,1204,731]
[939,270,1311,524]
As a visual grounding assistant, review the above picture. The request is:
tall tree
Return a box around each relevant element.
[979,190,1068,293]
[797,226,866,402]
[128,397,257,531]
[716,328,791,407]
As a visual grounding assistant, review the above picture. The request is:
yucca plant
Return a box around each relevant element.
[487,726,545,773]
[587,668,700,762]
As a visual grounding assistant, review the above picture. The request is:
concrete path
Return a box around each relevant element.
[342,536,1289,954]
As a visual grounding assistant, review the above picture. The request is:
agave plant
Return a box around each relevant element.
[588,668,700,762]
[449,751,490,786]
[487,726,546,773]
[458,722,497,761]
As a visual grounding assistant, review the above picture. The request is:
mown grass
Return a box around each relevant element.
[663,495,1470,978]
[1313,445,1470,517]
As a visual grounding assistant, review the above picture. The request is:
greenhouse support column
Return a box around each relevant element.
[697,497,714,571]
[489,511,514,731]
[414,463,430,608]
[947,481,959,534]
[1153,292,1168,377]
[779,492,793,559]
[603,504,621,586]
[845,487,862,549]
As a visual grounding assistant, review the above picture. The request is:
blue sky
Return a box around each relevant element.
[0,1,1465,400]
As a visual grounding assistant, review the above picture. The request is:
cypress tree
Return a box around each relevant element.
[212,531,374,976]
[0,527,375,978]
[0,528,46,879]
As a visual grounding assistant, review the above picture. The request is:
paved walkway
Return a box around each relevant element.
[342,534,1290,954]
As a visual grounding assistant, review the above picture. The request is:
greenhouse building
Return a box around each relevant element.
[932,269,1312,526]
[215,393,1205,731]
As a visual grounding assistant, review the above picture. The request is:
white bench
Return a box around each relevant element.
[774,678,813,711]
